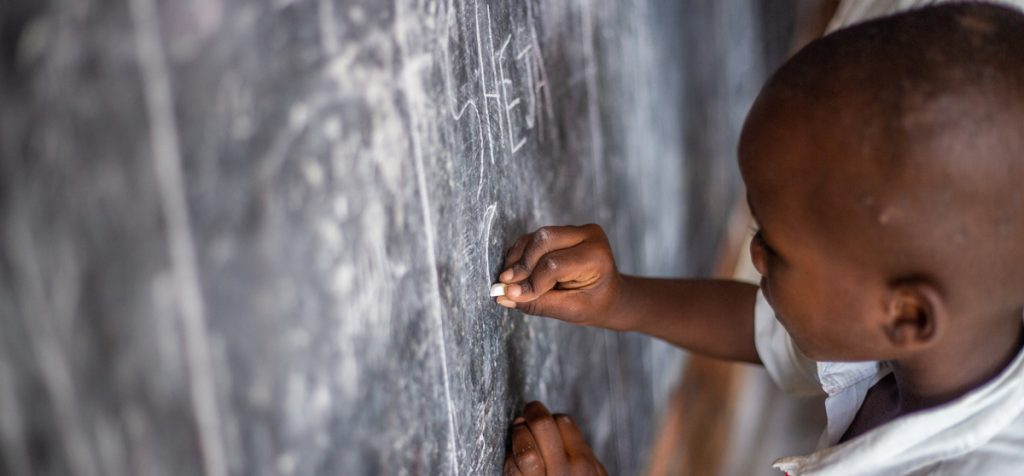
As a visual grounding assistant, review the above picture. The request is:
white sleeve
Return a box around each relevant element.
[753,289,823,395]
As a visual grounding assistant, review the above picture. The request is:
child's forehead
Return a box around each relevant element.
[741,90,877,178]
[742,106,899,234]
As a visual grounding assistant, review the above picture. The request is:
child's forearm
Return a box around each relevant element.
[612,276,761,363]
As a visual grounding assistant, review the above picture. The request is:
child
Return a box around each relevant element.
[496,3,1024,475]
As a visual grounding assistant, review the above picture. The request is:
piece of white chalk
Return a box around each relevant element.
[489,283,507,297]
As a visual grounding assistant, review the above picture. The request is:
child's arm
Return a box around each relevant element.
[496,224,761,363]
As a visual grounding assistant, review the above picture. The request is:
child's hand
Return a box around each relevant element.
[505,401,607,476]
[495,224,628,329]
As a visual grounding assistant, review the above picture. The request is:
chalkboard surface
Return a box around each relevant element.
[0,0,787,474]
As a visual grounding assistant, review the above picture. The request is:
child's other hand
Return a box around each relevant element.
[496,224,627,329]
[504,401,607,476]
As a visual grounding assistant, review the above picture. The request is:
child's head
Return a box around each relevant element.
[738,3,1024,361]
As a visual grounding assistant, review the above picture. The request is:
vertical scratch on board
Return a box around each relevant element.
[129,0,228,475]
[481,203,498,286]
[397,8,461,473]
[602,332,630,470]
[485,5,506,155]
[409,114,461,476]
[475,0,497,168]
[580,0,606,213]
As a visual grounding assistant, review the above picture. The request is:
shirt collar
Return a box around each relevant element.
[816,360,882,397]
[773,331,1024,475]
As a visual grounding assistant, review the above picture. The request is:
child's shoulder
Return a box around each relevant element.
[901,382,1024,474]
[909,407,1024,475]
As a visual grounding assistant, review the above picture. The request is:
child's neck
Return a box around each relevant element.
[891,308,1024,414]
[841,309,1024,443]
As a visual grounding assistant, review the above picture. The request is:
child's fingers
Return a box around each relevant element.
[514,290,589,321]
[495,296,517,309]
[501,226,590,283]
[561,413,606,472]
[553,414,607,474]
[503,456,524,476]
[505,244,594,302]
[522,401,569,470]
[502,235,531,277]
[553,414,590,458]
[510,422,544,475]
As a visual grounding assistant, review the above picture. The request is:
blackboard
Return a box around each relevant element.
[0,0,789,474]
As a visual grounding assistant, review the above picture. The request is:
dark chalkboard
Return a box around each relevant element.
[0,0,787,474]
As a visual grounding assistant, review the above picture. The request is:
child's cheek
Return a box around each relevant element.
[764,268,828,355]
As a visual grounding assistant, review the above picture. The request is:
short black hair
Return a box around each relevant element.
[766,2,1024,141]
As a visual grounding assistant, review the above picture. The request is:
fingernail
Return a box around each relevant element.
[500,269,514,282]
[506,284,522,298]
[512,416,525,425]
[496,298,516,309]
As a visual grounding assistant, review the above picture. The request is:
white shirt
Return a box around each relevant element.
[754,290,1024,475]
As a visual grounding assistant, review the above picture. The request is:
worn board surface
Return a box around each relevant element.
[0,0,782,474]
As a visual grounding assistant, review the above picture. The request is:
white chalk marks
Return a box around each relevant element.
[481,202,499,289]
[444,0,557,198]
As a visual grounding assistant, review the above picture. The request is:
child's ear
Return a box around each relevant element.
[882,280,947,352]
